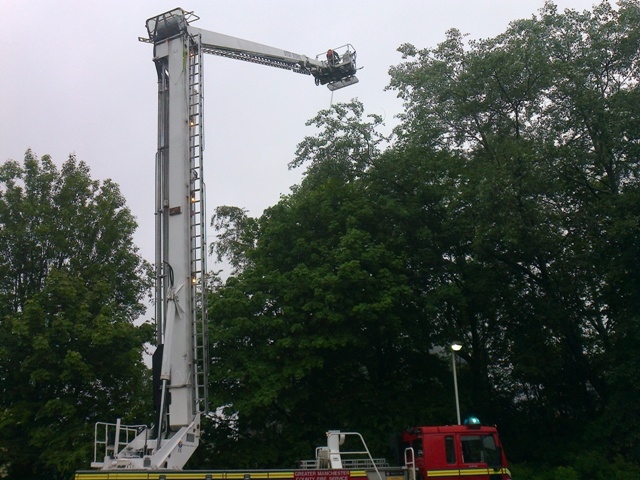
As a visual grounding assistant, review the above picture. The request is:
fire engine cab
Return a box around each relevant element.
[399,418,511,480]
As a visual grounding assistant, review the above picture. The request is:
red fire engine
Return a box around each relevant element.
[76,421,511,480]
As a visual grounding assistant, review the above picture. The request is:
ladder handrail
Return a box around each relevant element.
[404,447,416,480]
[325,431,384,480]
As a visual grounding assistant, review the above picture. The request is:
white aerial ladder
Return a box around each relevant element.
[90,7,359,471]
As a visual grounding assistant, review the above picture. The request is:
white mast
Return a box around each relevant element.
[91,7,359,470]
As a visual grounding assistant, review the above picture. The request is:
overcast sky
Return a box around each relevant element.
[1,0,599,274]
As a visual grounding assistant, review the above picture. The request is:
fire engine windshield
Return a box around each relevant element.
[460,435,501,466]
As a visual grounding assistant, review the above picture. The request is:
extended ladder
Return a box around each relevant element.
[188,33,209,415]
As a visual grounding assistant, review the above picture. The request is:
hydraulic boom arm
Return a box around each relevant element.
[144,8,359,90]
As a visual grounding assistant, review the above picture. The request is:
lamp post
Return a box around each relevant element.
[451,341,462,425]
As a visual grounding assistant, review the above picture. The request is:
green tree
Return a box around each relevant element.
[0,151,153,480]
[205,101,459,466]
[387,0,640,463]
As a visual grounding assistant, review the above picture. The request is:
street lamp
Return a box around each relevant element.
[451,341,463,425]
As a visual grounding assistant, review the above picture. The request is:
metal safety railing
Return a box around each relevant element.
[92,420,148,467]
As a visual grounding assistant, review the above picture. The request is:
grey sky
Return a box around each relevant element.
[1,0,598,274]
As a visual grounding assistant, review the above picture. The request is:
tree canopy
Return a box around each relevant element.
[205,1,640,476]
[0,151,153,479]
[386,0,640,461]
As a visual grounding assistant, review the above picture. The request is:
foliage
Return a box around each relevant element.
[204,101,455,466]
[210,206,260,276]
[203,0,640,473]
[0,151,154,480]
[386,0,640,464]
[511,453,640,480]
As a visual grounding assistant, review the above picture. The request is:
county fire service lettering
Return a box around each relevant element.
[295,470,359,480]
